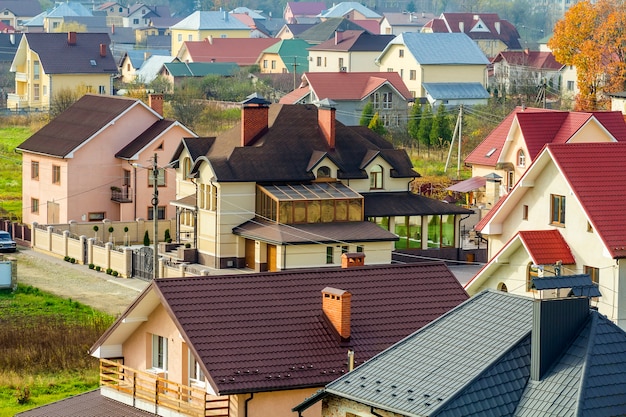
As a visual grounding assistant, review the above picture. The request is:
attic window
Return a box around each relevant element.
[90,59,97,66]
[485,147,497,157]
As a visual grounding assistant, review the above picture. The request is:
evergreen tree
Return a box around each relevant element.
[418,104,433,155]
[407,102,422,152]
[368,112,386,135]
[359,101,374,126]
[430,103,452,147]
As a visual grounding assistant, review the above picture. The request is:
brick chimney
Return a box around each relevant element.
[316,99,336,149]
[322,287,351,341]
[148,93,164,116]
[68,32,77,45]
[335,30,343,45]
[341,253,365,268]
[99,43,107,57]
[241,94,270,146]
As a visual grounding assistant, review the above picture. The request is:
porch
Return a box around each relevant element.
[99,358,230,417]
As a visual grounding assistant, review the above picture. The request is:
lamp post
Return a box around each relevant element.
[152,152,159,279]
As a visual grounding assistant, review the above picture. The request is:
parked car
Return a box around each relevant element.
[0,231,17,252]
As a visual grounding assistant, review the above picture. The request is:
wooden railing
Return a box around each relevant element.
[100,358,230,417]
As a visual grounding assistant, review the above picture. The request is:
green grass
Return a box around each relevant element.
[0,285,114,416]
[0,125,32,221]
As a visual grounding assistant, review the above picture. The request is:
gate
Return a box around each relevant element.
[132,247,154,281]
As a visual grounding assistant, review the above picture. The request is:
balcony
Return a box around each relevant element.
[6,93,28,109]
[111,186,132,203]
[15,72,27,82]
[99,358,230,417]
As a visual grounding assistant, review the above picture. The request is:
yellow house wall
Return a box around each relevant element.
[568,121,616,143]
[308,50,381,72]
[171,28,250,57]
[281,240,393,269]
[475,39,507,59]
[258,52,288,74]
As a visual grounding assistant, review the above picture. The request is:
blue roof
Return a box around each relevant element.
[126,49,170,69]
[318,2,381,19]
[532,274,602,298]
[392,32,489,65]
[47,1,93,17]
[171,11,250,30]
[423,82,490,100]
[134,55,175,83]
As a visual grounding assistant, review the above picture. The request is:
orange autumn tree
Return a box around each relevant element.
[549,0,626,110]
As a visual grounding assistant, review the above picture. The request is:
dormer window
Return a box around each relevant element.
[317,166,331,179]
[370,165,383,190]
[517,149,526,167]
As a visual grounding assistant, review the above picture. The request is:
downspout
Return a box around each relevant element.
[282,244,287,270]
[244,392,254,417]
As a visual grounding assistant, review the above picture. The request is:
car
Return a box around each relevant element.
[0,231,17,252]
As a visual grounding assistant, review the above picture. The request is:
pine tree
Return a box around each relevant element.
[430,103,452,147]
[359,101,374,126]
[407,102,422,153]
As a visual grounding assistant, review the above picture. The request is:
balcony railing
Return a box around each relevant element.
[100,358,230,417]
[111,186,132,203]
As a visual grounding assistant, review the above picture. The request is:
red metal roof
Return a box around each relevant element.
[182,38,280,66]
[493,50,564,71]
[518,230,575,265]
[301,71,412,101]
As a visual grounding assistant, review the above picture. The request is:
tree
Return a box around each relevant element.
[368,112,386,135]
[407,102,422,153]
[418,103,433,155]
[167,79,205,131]
[143,230,150,247]
[49,84,90,118]
[53,21,87,33]
[549,0,626,110]
[430,104,452,147]
[359,101,374,126]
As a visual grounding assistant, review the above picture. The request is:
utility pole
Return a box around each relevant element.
[292,56,299,90]
[152,153,159,279]
[445,105,463,178]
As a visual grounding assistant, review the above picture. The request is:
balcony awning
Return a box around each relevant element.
[170,194,196,210]
[446,176,486,193]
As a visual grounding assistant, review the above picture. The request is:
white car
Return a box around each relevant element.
[0,231,17,252]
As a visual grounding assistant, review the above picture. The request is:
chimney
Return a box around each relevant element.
[148,93,164,116]
[223,10,228,21]
[495,21,501,34]
[68,31,77,45]
[207,35,213,44]
[341,253,365,268]
[316,99,336,149]
[334,30,342,45]
[484,172,502,206]
[100,43,107,57]
[322,287,351,341]
[240,94,270,146]
[459,22,464,32]
[111,24,115,34]
[530,298,589,381]
[144,51,151,61]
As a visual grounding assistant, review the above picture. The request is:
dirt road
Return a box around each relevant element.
[9,248,149,316]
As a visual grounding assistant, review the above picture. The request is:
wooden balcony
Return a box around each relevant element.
[99,358,230,417]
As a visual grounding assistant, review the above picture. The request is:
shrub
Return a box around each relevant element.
[15,386,30,405]
[185,243,191,249]
[143,230,150,246]
[70,258,76,263]
[108,226,114,233]
[93,225,99,232]
[106,268,112,275]
[64,256,70,262]
[112,271,118,277]
[164,229,171,242]
[123,226,129,233]
[95,266,101,271]
[88,263,94,269]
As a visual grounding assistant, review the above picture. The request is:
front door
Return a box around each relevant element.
[244,239,255,269]
[267,244,277,272]
[47,201,59,224]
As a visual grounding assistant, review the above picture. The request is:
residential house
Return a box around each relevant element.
[170,97,472,271]
[118,49,170,83]
[297,18,371,45]
[307,30,394,73]
[275,23,315,40]
[462,107,626,208]
[88,262,469,417]
[284,1,325,24]
[170,11,251,59]
[159,61,239,89]
[317,2,381,33]
[279,71,412,127]
[7,32,118,110]
[17,94,195,225]
[133,54,175,85]
[464,142,626,329]
[0,32,20,62]
[295,291,626,417]
[176,37,279,67]
[540,39,580,102]
[379,11,435,35]
[229,7,273,38]
[42,1,92,33]
[257,38,311,74]
[422,12,522,58]
[0,0,42,31]
[375,32,489,101]
[491,50,564,101]
[124,3,171,30]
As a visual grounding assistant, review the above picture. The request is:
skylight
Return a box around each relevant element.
[485,147,497,157]
[90,59,97,66]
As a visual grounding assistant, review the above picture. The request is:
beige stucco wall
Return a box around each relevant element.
[280,240,393,270]
[323,394,402,417]
[171,28,250,57]
[235,389,321,417]
[343,156,412,193]
[308,50,381,73]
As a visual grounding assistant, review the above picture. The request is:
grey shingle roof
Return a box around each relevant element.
[171,10,249,30]
[422,82,490,100]
[362,192,473,217]
[532,274,602,298]
[389,32,490,65]
[0,0,42,16]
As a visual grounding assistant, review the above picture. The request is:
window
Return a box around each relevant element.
[372,92,380,109]
[550,194,566,226]
[271,60,276,69]
[31,198,39,214]
[149,168,166,187]
[148,206,166,220]
[43,85,47,96]
[31,161,39,180]
[127,63,131,71]
[33,84,40,101]
[316,56,322,66]
[188,34,192,41]
[400,69,403,78]
[370,165,383,189]
[324,57,327,67]
[33,60,40,80]
[326,246,334,264]
[587,221,593,233]
[338,57,344,69]
[356,245,363,253]
[410,69,416,80]
[522,205,528,220]
[183,157,192,179]
[52,165,61,184]
[584,265,599,285]
[52,22,58,29]
[567,80,575,91]
[99,85,105,94]
[382,92,392,109]
[178,33,182,41]
[152,335,167,370]
[316,166,331,179]
[263,59,268,69]
[189,350,205,386]
[88,212,105,221]
[133,18,139,24]
[387,68,393,72]
[517,149,526,167]
[341,245,348,254]
[399,48,404,57]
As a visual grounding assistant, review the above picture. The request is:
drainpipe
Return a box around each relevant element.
[282,244,287,270]
[244,392,254,417]
[457,213,471,262]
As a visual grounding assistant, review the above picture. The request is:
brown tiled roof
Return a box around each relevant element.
[115,119,176,159]
[427,12,522,50]
[188,103,419,182]
[16,95,140,157]
[233,218,398,244]
[24,32,118,74]
[14,389,156,417]
[362,192,474,217]
[151,263,469,394]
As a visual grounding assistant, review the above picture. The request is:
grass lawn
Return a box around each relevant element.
[0,125,32,221]
[0,285,114,416]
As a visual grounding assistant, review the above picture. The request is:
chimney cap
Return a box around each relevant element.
[241,92,270,106]
[315,98,336,109]
[322,287,349,296]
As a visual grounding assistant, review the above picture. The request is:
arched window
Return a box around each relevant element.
[370,165,383,190]
[517,149,526,167]
[497,282,508,292]
[183,157,192,180]
[317,166,331,179]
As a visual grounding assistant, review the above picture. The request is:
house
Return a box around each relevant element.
[7,32,118,111]
[176,37,280,67]
[86,262,469,417]
[0,0,42,31]
[159,61,239,89]
[124,3,171,30]
[317,2,382,32]
[297,18,371,45]
[230,10,272,38]
[275,22,315,40]
[462,107,626,207]
[379,11,435,35]
[0,32,20,62]
[118,49,170,83]
[169,97,472,271]
[295,290,626,417]
[16,94,195,225]
[464,142,626,329]
[257,38,311,74]
[284,1,325,24]
[491,50,564,100]
[279,72,412,127]
[422,12,522,58]
[375,32,489,101]
[170,11,251,59]
[133,54,175,85]
[307,30,395,73]
[42,1,92,33]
